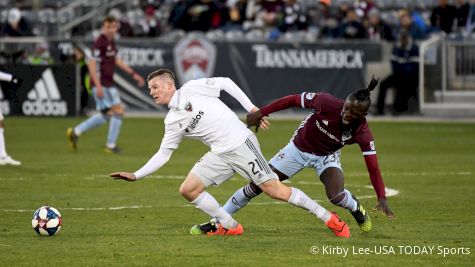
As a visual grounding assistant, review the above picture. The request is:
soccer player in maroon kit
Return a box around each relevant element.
[193,77,395,234]
[67,16,145,153]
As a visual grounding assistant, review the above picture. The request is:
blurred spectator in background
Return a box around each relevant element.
[455,0,470,32]
[246,0,284,35]
[178,0,220,32]
[214,0,232,30]
[335,1,351,22]
[305,0,331,35]
[169,0,192,31]
[318,0,341,38]
[223,0,248,31]
[335,8,366,39]
[430,0,457,34]
[1,8,34,37]
[25,42,54,65]
[397,9,426,40]
[409,5,429,36]
[139,5,162,37]
[73,46,92,115]
[269,0,308,39]
[366,8,394,42]
[109,8,135,37]
[278,0,308,32]
[355,0,376,18]
[375,31,419,116]
[464,2,475,33]
[259,0,284,28]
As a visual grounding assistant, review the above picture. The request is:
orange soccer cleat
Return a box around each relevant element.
[207,223,244,236]
[325,212,350,238]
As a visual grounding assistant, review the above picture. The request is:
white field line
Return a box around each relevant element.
[0,171,471,181]
[2,186,399,213]
[94,171,473,179]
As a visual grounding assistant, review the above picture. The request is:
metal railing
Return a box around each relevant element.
[58,0,127,37]
[419,34,475,116]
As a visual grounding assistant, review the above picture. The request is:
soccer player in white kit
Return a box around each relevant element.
[0,70,21,165]
[110,69,350,237]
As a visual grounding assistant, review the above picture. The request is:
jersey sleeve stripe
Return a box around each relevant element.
[363,151,377,155]
[300,93,305,108]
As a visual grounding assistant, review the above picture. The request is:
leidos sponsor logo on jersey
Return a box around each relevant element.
[185,111,204,133]
[22,68,67,116]
[0,84,10,115]
[174,34,216,85]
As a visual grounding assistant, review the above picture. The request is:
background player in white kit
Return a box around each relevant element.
[0,70,21,165]
[110,69,350,237]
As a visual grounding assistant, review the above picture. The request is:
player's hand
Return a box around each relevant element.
[133,73,145,87]
[259,117,270,130]
[95,85,104,98]
[110,172,136,182]
[247,109,265,132]
[373,198,395,219]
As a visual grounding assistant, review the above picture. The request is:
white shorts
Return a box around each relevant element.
[269,141,342,178]
[191,134,278,187]
[0,112,3,120]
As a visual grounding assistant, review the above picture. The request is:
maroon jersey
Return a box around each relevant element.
[91,34,117,87]
[292,92,376,156]
[259,92,385,199]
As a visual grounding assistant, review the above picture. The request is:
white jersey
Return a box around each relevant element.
[160,77,255,154]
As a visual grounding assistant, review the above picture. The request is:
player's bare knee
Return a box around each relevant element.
[110,105,124,115]
[179,182,194,199]
[259,180,290,201]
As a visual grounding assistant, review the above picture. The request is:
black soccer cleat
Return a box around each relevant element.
[190,219,218,235]
[104,146,122,154]
[350,196,372,232]
[66,128,78,151]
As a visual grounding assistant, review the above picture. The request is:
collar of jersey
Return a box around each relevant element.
[168,90,180,110]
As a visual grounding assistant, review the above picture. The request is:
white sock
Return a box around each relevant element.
[0,128,7,157]
[191,192,238,229]
[335,189,358,212]
[0,71,13,82]
[288,187,331,223]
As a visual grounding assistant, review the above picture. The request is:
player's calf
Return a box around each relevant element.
[330,190,371,232]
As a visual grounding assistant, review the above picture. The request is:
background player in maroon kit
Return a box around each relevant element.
[193,77,395,234]
[67,16,145,153]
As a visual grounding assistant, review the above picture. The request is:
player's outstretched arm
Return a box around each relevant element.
[373,198,396,219]
[110,172,136,182]
[115,57,145,87]
[111,148,174,182]
[363,153,396,218]
[247,109,265,130]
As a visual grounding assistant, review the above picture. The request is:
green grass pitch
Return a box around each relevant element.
[0,117,474,266]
